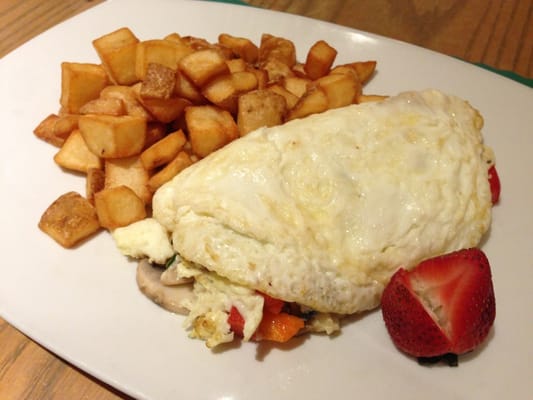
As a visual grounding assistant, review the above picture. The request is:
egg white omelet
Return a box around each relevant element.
[114,89,493,347]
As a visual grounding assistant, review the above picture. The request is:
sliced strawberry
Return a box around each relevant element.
[381,248,495,360]
[488,165,501,204]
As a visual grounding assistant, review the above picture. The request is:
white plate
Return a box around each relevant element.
[1,0,532,399]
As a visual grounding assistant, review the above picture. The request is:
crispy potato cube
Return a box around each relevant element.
[140,63,176,99]
[100,85,151,119]
[86,167,105,205]
[237,90,287,136]
[79,114,146,158]
[267,84,299,109]
[139,97,191,123]
[105,156,151,204]
[232,71,258,92]
[287,86,329,121]
[201,74,238,113]
[38,191,100,248]
[258,34,296,67]
[185,105,238,158]
[315,73,361,109]
[144,122,167,149]
[304,40,338,80]
[94,186,146,229]
[60,63,109,114]
[283,76,311,98]
[136,39,193,80]
[218,33,259,63]
[79,97,126,116]
[175,70,205,104]
[140,130,187,170]
[179,49,229,87]
[33,114,79,147]
[53,129,102,173]
[247,67,269,89]
[147,151,193,192]
[336,61,377,84]
[226,58,247,73]
[92,27,140,85]
[261,58,294,82]
[357,94,389,103]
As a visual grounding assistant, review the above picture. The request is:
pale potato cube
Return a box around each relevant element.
[92,27,140,85]
[38,191,101,248]
[94,186,147,229]
[79,114,146,158]
[53,129,102,173]
[105,156,151,204]
[267,84,299,109]
[60,63,109,114]
[140,130,187,171]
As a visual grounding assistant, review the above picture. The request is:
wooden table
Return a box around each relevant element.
[0,0,531,399]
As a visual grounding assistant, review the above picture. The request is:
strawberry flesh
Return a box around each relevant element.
[381,248,496,360]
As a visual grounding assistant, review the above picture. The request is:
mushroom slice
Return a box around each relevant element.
[136,259,194,315]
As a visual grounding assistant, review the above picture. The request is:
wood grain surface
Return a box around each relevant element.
[0,0,531,399]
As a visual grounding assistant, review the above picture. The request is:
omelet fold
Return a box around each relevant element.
[153,89,492,315]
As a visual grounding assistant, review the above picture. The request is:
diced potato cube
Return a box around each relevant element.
[60,63,109,114]
[79,97,126,116]
[175,70,205,104]
[287,86,329,120]
[140,130,187,171]
[143,122,167,149]
[304,40,338,79]
[258,34,296,67]
[147,151,193,192]
[53,129,102,173]
[136,39,193,80]
[100,85,151,119]
[38,191,101,248]
[237,90,287,136]
[140,63,176,99]
[226,58,247,73]
[79,114,146,158]
[105,156,151,204]
[178,49,229,87]
[267,84,299,109]
[185,105,238,158]
[261,58,294,82]
[92,27,140,85]
[33,113,79,147]
[315,73,361,109]
[218,33,259,63]
[357,94,389,103]
[94,186,147,229]
[86,167,105,205]
[332,61,377,84]
[283,76,311,98]
[139,97,191,123]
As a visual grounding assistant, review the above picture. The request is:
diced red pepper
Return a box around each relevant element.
[259,292,285,314]
[253,311,305,343]
[228,306,245,337]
